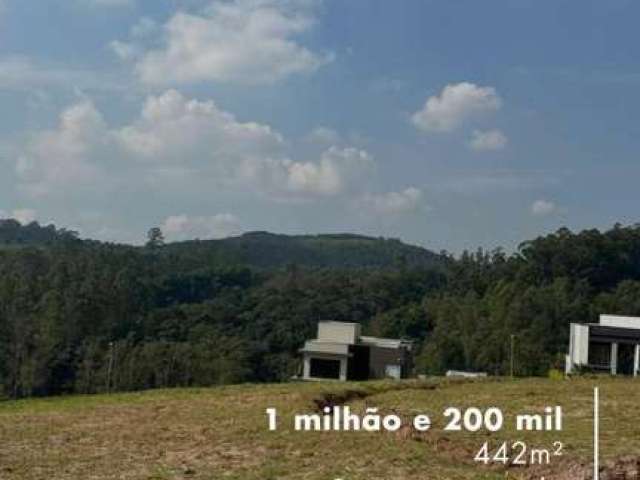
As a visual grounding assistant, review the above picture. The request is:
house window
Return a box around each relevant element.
[309,358,341,379]
[589,342,611,368]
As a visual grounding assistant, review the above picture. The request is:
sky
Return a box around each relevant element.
[1,0,639,253]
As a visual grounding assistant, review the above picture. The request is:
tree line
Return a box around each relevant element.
[2,222,640,398]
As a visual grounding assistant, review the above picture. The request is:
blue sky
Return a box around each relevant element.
[0,0,639,252]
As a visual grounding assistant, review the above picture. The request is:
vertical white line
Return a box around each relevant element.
[594,386,599,480]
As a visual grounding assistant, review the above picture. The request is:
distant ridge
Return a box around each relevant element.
[0,220,444,270]
[162,231,445,269]
[0,219,79,246]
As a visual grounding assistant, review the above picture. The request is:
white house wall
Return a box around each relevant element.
[302,353,348,381]
[570,323,589,366]
[599,315,640,329]
[317,322,361,344]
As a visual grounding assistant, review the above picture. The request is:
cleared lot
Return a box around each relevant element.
[0,377,637,479]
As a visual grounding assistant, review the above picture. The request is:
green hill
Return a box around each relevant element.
[0,220,444,270]
[161,231,445,270]
[0,219,79,247]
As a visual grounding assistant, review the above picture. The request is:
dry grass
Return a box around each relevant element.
[0,377,638,479]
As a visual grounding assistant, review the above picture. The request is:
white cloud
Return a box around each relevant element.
[131,0,333,85]
[161,213,242,241]
[109,18,159,60]
[0,208,37,224]
[109,40,139,61]
[531,199,557,216]
[15,90,374,201]
[114,90,372,197]
[469,129,508,151]
[286,146,373,196]
[16,98,106,196]
[412,82,502,133]
[360,187,423,215]
[115,89,283,161]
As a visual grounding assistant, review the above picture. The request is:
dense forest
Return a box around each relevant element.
[2,219,640,398]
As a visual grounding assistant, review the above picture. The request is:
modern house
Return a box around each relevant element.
[566,314,640,376]
[300,321,413,381]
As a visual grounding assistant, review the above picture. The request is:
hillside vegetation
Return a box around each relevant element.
[3,221,640,398]
[0,377,636,479]
[162,231,444,269]
[0,219,79,246]
[0,221,443,269]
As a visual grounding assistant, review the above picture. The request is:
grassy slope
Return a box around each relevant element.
[0,377,637,480]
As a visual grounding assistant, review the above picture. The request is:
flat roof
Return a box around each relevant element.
[303,322,409,350]
[360,336,409,349]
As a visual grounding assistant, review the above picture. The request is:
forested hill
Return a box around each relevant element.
[0,219,79,246]
[4,220,640,399]
[161,232,444,269]
[0,220,444,269]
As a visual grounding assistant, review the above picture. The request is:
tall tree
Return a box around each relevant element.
[146,227,165,249]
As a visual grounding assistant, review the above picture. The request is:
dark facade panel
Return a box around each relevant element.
[590,326,640,344]
[588,341,610,367]
[309,358,341,379]
[347,345,370,380]
[369,346,411,379]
